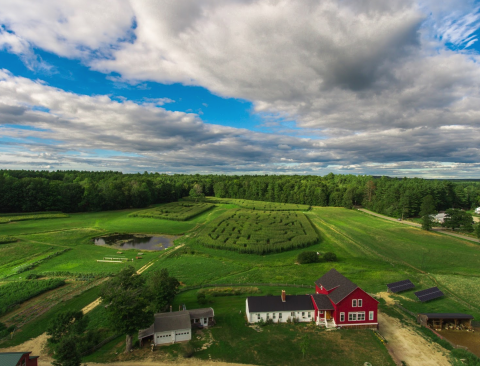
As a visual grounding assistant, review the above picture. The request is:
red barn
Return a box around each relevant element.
[0,352,39,366]
[311,268,378,329]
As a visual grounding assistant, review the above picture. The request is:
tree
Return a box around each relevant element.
[323,252,337,262]
[475,223,480,239]
[297,251,319,264]
[145,268,180,312]
[100,266,153,353]
[51,337,81,366]
[189,183,205,202]
[47,311,87,344]
[420,195,436,231]
[443,209,473,231]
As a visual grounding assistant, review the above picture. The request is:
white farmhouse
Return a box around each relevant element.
[246,290,314,323]
[138,307,214,346]
[432,212,447,223]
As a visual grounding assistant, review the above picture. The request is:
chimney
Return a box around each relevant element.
[281,290,286,302]
[170,305,172,312]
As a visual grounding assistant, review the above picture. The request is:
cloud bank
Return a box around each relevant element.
[1,0,480,177]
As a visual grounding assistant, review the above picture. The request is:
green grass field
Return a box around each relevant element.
[2,200,480,364]
[129,201,215,221]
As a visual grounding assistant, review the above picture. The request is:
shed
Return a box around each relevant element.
[417,313,474,331]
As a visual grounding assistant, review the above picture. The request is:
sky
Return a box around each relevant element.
[1,0,480,178]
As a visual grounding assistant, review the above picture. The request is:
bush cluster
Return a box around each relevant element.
[129,202,214,221]
[297,251,320,264]
[197,209,318,254]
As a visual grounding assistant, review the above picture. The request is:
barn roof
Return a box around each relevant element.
[247,295,314,313]
[311,294,334,310]
[188,308,214,319]
[153,311,191,333]
[0,352,30,366]
[420,313,474,320]
[315,268,358,304]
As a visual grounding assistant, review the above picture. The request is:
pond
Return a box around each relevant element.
[93,234,180,251]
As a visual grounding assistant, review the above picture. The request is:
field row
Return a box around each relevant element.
[129,202,214,221]
[203,197,310,211]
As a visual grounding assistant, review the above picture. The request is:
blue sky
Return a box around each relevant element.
[1,0,480,177]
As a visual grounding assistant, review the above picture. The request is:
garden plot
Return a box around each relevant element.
[129,202,215,221]
[197,209,318,254]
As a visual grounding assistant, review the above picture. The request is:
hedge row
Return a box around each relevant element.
[129,202,214,221]
[0,235,17,244]
[0,213,69,224]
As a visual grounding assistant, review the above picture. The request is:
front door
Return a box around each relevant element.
[325,311,332,320]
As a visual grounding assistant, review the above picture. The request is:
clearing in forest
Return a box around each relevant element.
[197,209,318,254]
[129,202,215,221]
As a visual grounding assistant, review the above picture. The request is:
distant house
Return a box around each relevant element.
[245,269,378,329]
[432,212,447,223]
[0,352,38,366]
[475,207,480,215]
[138,307,214,346]
[246,292,314,323]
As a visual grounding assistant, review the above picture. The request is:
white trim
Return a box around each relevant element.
[352,299,357,307]
[358,299,363,307]
[369,311,374,321]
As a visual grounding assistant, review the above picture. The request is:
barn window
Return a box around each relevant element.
[352,299,357,307]
[348,313,357,321]
[340,312,345,322]
[358,299,363,307]
[358,312,365,321]
[369,311,374,321]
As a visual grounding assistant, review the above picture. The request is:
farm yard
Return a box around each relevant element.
[1,199,480,365]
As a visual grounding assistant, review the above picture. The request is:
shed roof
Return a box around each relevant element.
[153,311,191,333]
[420,313,474,320]
[247,295,314,313]
[0,352,28,366]
[188,308,214,319]
[311,294,334,310]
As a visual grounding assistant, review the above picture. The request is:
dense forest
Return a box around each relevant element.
[1,170,479,218]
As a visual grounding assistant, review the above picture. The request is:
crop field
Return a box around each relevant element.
[0,213,69,224]
[197,209,318,254]
[0,279,65,316]
[0,236,16,244]
[129,201,215,221]
[204,197,310,211]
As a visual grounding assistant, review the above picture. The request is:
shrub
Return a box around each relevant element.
[26,273,39,280]
[297,251,319,264]
[323,252,337,262]
[197,292,207,305]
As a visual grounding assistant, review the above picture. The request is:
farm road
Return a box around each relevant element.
[378,311,451,366]
[358,209,480,244]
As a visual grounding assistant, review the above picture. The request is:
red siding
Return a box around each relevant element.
[16,353,38,366]
[333,288,378,326]
[315,284,338,295]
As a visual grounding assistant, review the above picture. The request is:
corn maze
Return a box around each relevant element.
[129,202,215,221]
[197,209,318,254]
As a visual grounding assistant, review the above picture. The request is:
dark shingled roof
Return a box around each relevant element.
[420,313,474,320]
[311,294,334,310]
[139,311,191,339]
[247,295,314,313]
[188,308,214,319]
[315,268,358,304]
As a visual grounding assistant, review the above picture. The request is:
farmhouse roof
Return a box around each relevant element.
[420,313,474,320]
[0,352,35,366]
[311,294,334,310]
[188,307,214,319]
[314,268,359,304]
[247,295,314,313]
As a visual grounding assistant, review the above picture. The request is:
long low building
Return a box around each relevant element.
[139,307,214,346]
[246,291,314,323]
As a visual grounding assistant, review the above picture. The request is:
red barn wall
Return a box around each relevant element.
[333,288,378,326]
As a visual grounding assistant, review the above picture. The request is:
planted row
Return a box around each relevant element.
[0,235,17,244]
[0,213,69,224]
[14,248,72,274]
[129,201,214,221]
[0,279,66,316]
[197,209,318,254]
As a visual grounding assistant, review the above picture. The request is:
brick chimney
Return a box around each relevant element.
[281,290,286,302]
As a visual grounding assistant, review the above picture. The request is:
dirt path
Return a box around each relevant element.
[36,361,257,366]
[378,312,451,366]
[358,208,480,243]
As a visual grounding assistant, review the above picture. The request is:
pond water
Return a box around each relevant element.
[93,234,179,251]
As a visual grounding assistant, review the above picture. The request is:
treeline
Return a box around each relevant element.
[1,170,479,218]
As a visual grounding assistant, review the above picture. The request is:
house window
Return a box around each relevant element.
[352,299,357,307]
[320,310,324,314]
[340,312,345,322]
[302,312,305,317]
[348,313,357,321]
[273,313,276,319]
[291,312,295,316]
[204,318,207,323]
[257,314,261,320]
[279,313,282,319]
[358,299,363,307]
[266,313,270,319]
[358,312,365,321]
[308,312,311,318]
[369,311,374,321]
